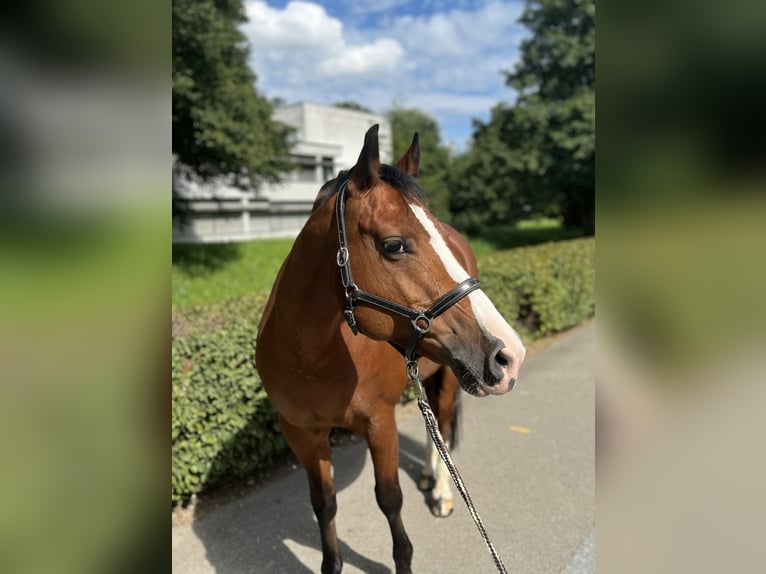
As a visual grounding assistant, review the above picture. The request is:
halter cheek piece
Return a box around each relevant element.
[334,179,481,369]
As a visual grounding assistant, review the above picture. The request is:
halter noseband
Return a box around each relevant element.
[334,179,481,365]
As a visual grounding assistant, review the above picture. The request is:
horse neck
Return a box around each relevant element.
[272,202,345,356]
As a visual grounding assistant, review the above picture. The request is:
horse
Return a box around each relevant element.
[256,124,525,574]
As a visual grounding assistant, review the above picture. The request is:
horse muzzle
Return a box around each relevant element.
[450,336,525,397]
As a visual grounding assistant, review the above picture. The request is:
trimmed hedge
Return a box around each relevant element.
[171,294,286,504]
[171,237,594,503]
[480,238,594,339]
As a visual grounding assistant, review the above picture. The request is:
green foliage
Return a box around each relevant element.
[172,238,294,310]
[172,294,285,503]
[480,237,595,338]
[172,0,292,182]
[333,101,374,113]
[449,114,536,232]
[387,107,453,222]
[467,218,584,258]
[511,0,595,100]
[506,0,595,233]
[171,237,594,502]
[452,0,594,234]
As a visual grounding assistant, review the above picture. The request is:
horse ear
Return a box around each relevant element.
[395,132,420,178]
[349,124,381,193]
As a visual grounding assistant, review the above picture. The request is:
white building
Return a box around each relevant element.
[172,102,392,243]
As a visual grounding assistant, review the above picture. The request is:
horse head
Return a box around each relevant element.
[332,124,525,396]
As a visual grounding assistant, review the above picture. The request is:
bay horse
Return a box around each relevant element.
[256,125,525,574]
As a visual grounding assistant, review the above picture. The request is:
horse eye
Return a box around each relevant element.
[382,238,406,254]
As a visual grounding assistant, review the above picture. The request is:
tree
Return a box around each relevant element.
[505,0,595,233]
[387,107,452,221]
[449,110,529,232]
[172,0,291,185]
[452,0,594,233]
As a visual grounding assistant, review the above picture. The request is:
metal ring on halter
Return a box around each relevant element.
[336,247,349,267]
[411,313,432,334]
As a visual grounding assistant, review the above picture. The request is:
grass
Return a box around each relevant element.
[172,218,585,310]
[172,239,294,310]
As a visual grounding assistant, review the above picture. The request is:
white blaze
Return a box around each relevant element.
[408,203,525,357]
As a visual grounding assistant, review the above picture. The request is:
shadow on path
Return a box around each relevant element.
[180,324,596,574]
[192,431,432,573]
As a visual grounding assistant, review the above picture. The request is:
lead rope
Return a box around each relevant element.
[407,360,509,574]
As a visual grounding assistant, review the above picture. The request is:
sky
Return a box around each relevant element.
[239,0,527,151]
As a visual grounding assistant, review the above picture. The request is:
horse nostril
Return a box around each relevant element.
[486,342,512,385]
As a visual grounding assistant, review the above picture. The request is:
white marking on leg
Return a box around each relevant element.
[427,433,438,476]
[418,434,435,490]
[432,441,452,504]
[423,432,453,514]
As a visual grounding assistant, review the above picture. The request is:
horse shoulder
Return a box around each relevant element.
[257,258,288,341]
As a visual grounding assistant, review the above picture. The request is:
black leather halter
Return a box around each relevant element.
[334,179,481,364]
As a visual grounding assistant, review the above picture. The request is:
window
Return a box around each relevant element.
[321,157,334,182]
[293,154,317,182]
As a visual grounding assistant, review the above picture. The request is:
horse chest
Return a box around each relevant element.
[265,355,406,429]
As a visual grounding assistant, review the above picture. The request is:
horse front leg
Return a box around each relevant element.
[365,410,413,574]
[279,416,342,574]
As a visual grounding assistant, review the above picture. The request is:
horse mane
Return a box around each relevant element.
[312,165,428,212]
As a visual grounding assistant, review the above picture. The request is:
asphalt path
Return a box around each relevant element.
[172,323,594,574]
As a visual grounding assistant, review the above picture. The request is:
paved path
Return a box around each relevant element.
[173,323,594,574]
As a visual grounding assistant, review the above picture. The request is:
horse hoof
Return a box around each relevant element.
[429,497,454,518]
[321,554,343,574]
[418,475,435,492]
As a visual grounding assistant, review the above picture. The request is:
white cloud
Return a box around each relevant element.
[375,2,525,111]
[406,92,500,115]
[319,38,403,76]
[239,1,526,149]
[342,0,411,16]
[243,1,343,50]
[383,2,524,65]
[242,1,403,85]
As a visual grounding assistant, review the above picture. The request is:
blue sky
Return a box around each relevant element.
[239,0,526,151]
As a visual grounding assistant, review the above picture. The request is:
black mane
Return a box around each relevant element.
[311,165,427,212]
